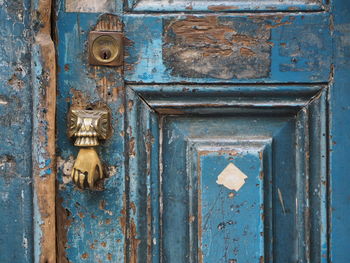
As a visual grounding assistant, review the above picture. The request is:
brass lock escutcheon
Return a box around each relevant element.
[68,106,112,190]
[88,31,123,66]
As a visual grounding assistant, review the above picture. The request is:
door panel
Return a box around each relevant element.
[127,85,327,262]
[192,142,267,263]
[55,0,331,261]
[124,14,331,83]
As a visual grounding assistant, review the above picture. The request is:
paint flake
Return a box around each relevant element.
[216,163,247,191]
[66,0,115,13]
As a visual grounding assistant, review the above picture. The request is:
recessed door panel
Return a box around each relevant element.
[127,85,328,262]
[189,140,268,263]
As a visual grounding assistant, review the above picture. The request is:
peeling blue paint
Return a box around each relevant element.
[0,0,349,261]
[0,0,33,262]
[330,0,350,261]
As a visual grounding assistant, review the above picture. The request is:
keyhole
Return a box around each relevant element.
[100,49,111,60]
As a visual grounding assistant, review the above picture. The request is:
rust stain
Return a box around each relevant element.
[128,100,134,111]
[8,74,24,91]
[130,219,141,263]
[78,212,85,218]
[259,171,264,180]
[240,47,256,57]
[266,20,292,29]
[208,5,239,11]
[198,149,238,157]
[189,215,195,223]
[94,14,123,32]
[56,197,71,263]
[71,88,89,108]
[129,137,136,157]
[155,108,185,115]
[81,252,89,259]
[163,16,271,79]
[228,192,236,199]
[119,193,127,257]
[118,105,125,114]
[130,201,136,214]
[99,200,106,210]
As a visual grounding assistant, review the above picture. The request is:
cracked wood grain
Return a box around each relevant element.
[163,16,272,80]
[32,0,57,262]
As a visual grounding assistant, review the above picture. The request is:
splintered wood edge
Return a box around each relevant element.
[32,0,57,262]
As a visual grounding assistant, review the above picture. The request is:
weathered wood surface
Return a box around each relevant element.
[54,1,335,262]
[32,0,57,262]
[126,0,325,12]
[55,5,126,262]
[0,1,33,262]
[0,0,56,262]
[330,0,350,262]
[0,0,349,261]
[124,14,332,83]
[127,85,328,262]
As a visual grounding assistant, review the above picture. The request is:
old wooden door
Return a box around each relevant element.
[1,0,344,262]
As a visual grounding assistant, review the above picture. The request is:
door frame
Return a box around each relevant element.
[32,0,57,262]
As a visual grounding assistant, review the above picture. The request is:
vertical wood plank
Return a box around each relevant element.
[0,0,33,262]
[32,0,57,262]
[330,0,350,261]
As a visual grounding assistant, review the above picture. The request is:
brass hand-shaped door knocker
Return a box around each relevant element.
[68,106,112,190]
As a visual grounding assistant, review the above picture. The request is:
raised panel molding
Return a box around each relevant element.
[126,0,324,12]
[187,139,272,262]
[126,85,328,263]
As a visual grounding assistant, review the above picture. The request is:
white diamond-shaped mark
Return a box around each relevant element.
[216,163,248,191]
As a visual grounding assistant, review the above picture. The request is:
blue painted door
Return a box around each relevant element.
[52,1,349,263]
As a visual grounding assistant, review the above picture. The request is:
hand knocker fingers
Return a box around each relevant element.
[71,148,104,190]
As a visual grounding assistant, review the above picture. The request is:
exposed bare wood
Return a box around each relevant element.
[32,0,57,262]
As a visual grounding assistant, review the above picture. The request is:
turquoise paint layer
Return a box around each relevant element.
[55,0,126,262]
[330,0,350,261]
[127,85,328,262]
[0,0,33,262]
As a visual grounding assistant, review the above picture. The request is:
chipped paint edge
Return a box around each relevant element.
[130,0,326,12]
[32,0,57,262]
[65,0,116,13]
